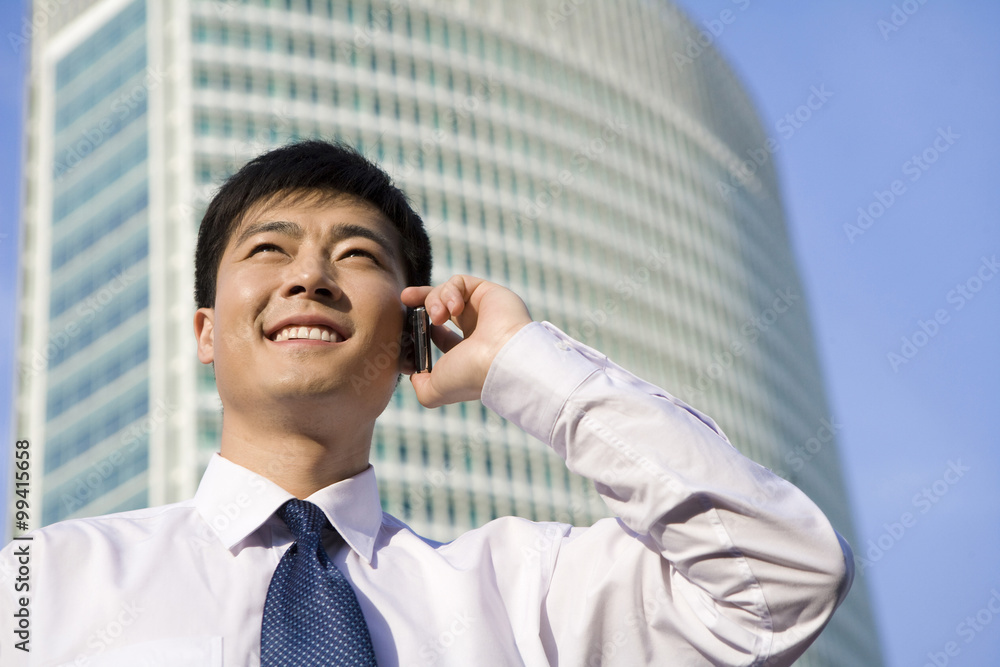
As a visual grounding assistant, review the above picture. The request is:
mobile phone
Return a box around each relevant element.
[407,306,432,373]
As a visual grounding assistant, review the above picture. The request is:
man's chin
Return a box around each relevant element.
[268,372,397,403]
[268,379,349,401]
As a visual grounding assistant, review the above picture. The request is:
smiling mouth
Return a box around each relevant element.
[271,325,344,343]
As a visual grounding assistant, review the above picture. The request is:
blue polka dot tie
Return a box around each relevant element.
[261,499,377,666]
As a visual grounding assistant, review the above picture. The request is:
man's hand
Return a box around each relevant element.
[401,276,532,408]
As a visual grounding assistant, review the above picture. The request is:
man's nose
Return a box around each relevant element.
[283,253,343,300]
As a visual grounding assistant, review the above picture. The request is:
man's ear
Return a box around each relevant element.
[194,308,215,364]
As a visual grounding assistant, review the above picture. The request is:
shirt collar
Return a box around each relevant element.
[304,466,382,564]
[193,453,384,564]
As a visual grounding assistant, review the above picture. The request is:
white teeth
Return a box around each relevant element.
[272,325,341,342]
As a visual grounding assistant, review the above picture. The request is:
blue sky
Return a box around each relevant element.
[1,2,998,666]
[669,1,1000,665]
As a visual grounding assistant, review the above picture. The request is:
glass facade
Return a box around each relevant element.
[41,0,151,524]
[19,0,881,664]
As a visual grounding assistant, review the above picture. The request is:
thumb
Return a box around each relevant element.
[409,371,446,409]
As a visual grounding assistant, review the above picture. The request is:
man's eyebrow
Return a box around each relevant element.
[234,219,400,261]
[233,220,303,248]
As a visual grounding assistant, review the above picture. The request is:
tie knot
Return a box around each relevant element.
[277,499,328,541]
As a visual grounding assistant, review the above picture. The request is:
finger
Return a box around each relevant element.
[440,276,470,318]
[424,279,461,324]
[400,285,433,307]
[430,322,463,354]
[409,371,446,409]
[409,365,482,409]
[425,275,485,324]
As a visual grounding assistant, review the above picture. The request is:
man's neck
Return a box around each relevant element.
[218,411,373,499]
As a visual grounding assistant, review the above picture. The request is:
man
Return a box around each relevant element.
[1,141,852,666]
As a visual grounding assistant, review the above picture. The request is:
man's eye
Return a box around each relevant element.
[342,248,378,262]
[250,243,281,255]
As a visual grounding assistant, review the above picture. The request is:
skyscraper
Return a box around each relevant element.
[13,0,881,663]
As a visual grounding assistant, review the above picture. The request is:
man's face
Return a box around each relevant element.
[194,192,410,422]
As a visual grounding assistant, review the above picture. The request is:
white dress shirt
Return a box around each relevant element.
[0,322,853,666]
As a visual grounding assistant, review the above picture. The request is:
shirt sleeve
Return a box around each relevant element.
[481,322,854,667]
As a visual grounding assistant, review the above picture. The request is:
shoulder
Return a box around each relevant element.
[1,500,198,557]
[378,511,578,555]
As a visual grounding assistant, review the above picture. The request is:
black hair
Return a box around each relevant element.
[194,140,432,309]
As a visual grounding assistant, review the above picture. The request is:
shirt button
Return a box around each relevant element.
[555,341,571,351]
